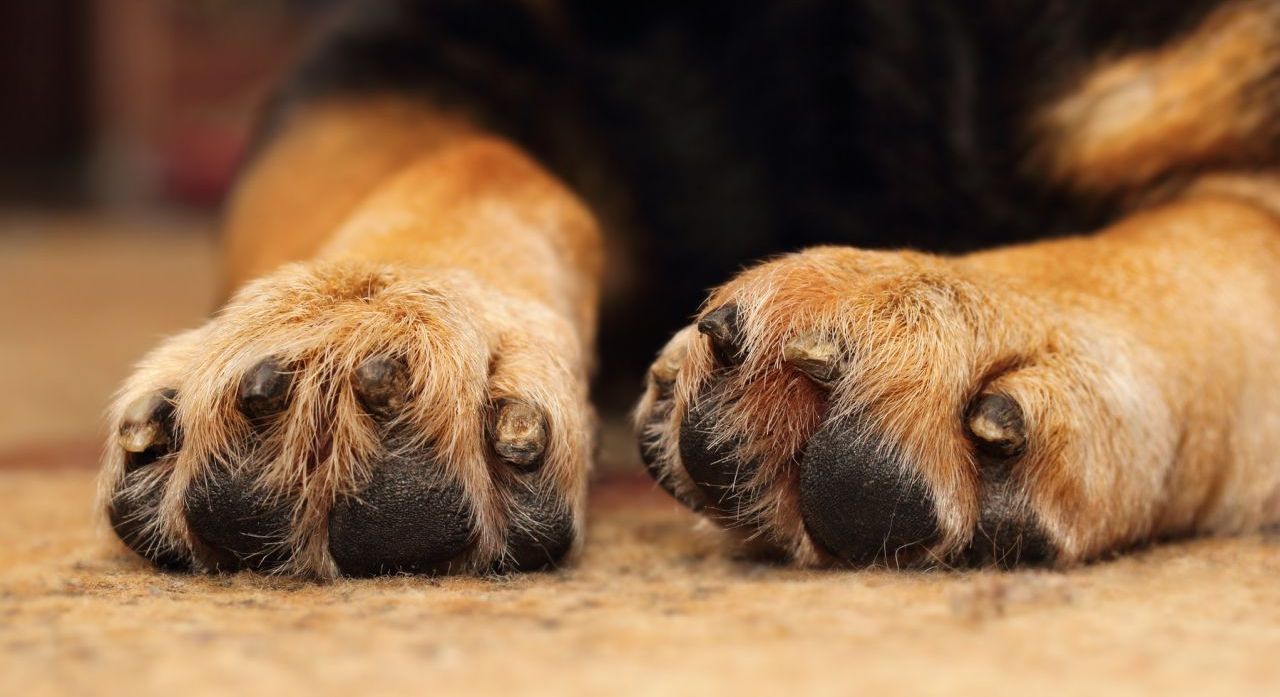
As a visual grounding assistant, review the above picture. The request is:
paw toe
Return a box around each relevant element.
[184,467,295,571]
[963,513,1053,567]
[111,388,189,569]
[327,445,474,577]
[678,396,760,513]
[799,416,939,565]
[638,400,704,509]
[498,480,574,572]
[108,473,189,571]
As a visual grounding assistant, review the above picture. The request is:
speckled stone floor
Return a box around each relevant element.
[2,468,1279,697]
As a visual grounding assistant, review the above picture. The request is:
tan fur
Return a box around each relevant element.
[101,97,602,578]
[1034,0,1280,195]
[221,97,480,294]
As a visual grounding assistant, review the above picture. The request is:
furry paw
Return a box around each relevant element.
[636,246,1179,568]
[101,260,590,578]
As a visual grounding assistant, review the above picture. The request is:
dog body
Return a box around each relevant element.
[104,0,1280,576]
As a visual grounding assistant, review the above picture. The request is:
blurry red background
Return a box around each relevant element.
[0,0,330,209]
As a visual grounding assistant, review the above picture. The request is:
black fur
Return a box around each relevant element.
[259,0,1226,400]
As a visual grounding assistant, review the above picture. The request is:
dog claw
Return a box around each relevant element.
[650,350,684,396]
[783,333,841,387]
[492,401,547,469]
[353,355,411,416]
[966,392,1027,459]
[698,304,745,365]
[118,389,177,458]
[237,358,292,421]
[120,425,162,454]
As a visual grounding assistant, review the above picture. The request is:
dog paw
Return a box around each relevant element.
[101,260,591,578]
[636,246,1176,568]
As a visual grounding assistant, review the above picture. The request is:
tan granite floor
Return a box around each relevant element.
[1,469,1278,697]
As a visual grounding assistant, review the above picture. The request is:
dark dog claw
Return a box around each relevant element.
[492,401,547,470]
[966,392,1027,460]
[698,304,746,366]
[237,357,292,421]
[353,355,411,416]
[119,389,178,470]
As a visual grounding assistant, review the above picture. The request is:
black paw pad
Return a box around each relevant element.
[962,478,1053,567]
[108,472,190,571]
[497,480,574,572]
[638,398,705,510]
[799,415,939,565]
[963,517,1053,567]
[328,448,474,576]
[184,467,294,571]
[678,396,760,513]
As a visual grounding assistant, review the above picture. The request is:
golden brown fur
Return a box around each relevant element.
[103,1,1280,575]
[1035,0,1280,197]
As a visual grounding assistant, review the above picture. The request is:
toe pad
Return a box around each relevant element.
[799,416,939,565]
[184,467,294,571]
[328,448,474,576]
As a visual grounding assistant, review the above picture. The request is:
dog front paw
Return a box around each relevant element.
[102,260,591,578]
[636,246,1178,567]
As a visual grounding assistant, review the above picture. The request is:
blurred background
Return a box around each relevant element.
[0,0,335,466]
[0,0,640,474]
